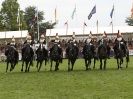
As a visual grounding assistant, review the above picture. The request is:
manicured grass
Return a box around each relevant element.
[0,57,133,99]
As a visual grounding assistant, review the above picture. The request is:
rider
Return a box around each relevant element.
[10,36,17,49]
[71,32,78,46]
[39,34,46,49]
[10,36,18,61]
[85,31,93,44]
[54,33,61,47]
[54,33,62,62]
[114,30,127,56]
[99,31,111,58]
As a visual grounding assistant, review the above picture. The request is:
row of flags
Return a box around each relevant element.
[16,4,115,30]
[64,4,114,27]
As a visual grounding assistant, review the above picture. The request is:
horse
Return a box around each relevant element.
[49,43,62,71]
[97,39,108,70]
[5,45,19,72]
[113,41,129,69]
[82,42,96,70]
[21,44,34,72]
[36,44,48,72]
[66,42,79,71]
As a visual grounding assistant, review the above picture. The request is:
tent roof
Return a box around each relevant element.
[46,26,133,36]
[0,30,28,39]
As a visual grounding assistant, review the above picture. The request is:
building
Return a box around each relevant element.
[0,30,28,43]
[46,26,133,41]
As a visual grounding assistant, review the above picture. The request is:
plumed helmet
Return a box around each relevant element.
[55,33,59,39]
[117,30,122,37]
[12,36,15,42]
[72,32,75,39]
[102,31,107,38]
[88,31,92,38]
[26,34,31,40]
[40,34,45,38]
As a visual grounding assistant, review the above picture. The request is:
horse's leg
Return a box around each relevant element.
[117,58,120,69]
[93,58,96,69]
[126,56,129,68]
[28,62,31,72]
[38,61,43,72]
[100,59,102,70]
[104,58,107,70]
[68,59,70,71]
[10,62,13,72]
[88,59,91,70]
[25,62,28,72]
[55,61,59,71]
[71,59,75,71]
[36,61,39,70]
[21,60,24,72]
[50,60,52,71]
[120,58,123,68]
[85,59,88,70]
[6,62,9,72]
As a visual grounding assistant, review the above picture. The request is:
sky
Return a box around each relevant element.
[0,0,132,28]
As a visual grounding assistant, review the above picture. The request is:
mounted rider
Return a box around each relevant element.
[98,31,111,58]
[39,34,46,49]
[71,32,78,46]
[114,30,127,56]
[54,33,61,47]
[85,31,93,44]
[10,36,17,49]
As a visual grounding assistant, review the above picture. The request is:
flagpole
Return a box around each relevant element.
[65,21,68,35]
[83,22,85,34]
[37,7,39,41]
[18,7,21,31]
[111,19,113,38]
[96,20,98,35]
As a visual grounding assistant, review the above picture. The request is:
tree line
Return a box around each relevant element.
[0,0,56,40]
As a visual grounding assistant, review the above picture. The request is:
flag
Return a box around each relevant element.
[17,8,20,23]
[71,5,76,19]
[109,21,112,26]
[64,21,68,25]
[110,5,114,18]
[84,22,87,26]
[88,5,96,20]
[54,7,57,22]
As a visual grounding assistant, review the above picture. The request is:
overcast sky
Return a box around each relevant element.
[0,0,132,28]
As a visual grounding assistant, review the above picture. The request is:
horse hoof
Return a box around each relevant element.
[21,69,23,72]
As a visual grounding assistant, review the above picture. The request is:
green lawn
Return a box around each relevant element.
[0,57,133,99]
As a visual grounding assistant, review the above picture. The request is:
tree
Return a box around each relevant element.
[39,21,56,35]
[24,6,56,40]
[125,17,133,26]
[0,0,27,31]
[24,6,44,40]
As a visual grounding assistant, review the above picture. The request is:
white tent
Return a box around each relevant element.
[46,26,133,36]
[0,30,28,39]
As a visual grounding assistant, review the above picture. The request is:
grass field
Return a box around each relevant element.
[0,57,133,99]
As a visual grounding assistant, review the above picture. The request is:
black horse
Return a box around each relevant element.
[49,43,62,71]
[21,44,34,72]
[5,45,18,72]
[82,42,96,70]
[66,42,79,71]
[36,44,48,72]
[97,40,108,70]
[113,41,129,69]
